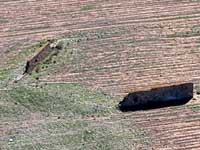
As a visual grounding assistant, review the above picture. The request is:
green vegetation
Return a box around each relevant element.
[0,83,151,149]
[81,5,96,11]
[167,26,200,38]
[197,87,200,95]
[63,27,127,44]
[8,40,49,66]
[31,40,50,50]
[2,39,49,78]
[1,117,141,150]
[0,40,50,88]
[0,69,10,80]
[30,28,128,78]
[188,104,200,111]
[0,31,154,149]
[0,17,8,23]
[3,83,115,117]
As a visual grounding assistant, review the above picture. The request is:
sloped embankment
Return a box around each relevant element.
[0,83,152,150]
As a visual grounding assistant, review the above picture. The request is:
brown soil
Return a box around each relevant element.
[1,0,200,149]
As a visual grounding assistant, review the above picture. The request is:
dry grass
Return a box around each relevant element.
[0,82,152,150]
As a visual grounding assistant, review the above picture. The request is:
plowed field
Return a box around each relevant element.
[1,0,200,149]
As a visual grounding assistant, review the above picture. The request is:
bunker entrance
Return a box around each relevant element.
[118,83,193,112]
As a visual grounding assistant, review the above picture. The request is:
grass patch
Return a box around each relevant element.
[197,87,200,95]
[0,68,15,89]
[81,5,96,11]
[0,40,51,86]
[0,69,10,80]
[0,31,154,149]
[188,104,200,111]
[0,91,28,119]
[0,83,152,150]
[8,40,49,66]
[1,119,140,150]
[2,83,116,117]
[134,129,152,146]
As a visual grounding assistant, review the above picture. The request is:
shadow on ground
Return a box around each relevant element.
[118,83,193,112]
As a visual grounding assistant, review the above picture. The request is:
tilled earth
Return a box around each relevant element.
[120,98,200,149]
[1,0,200,149]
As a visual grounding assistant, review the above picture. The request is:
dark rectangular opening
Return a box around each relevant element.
[118,83,193,112]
